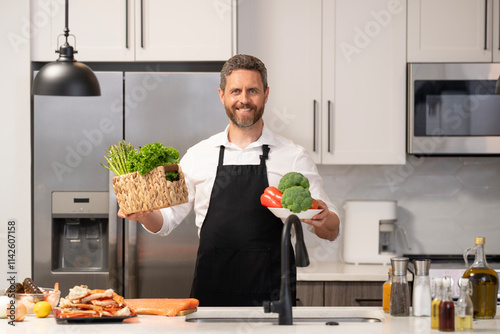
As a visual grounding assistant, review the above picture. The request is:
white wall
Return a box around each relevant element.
[317,156,500,262]
[0,0,31,285]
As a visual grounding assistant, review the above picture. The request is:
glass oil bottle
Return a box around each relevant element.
[382,268,392,313]
[462,236,499,319]
[455,278,473,331]
[431,277,443,330]
[439,277,454,332]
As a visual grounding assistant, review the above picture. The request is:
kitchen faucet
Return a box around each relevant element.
[263,214,310,325]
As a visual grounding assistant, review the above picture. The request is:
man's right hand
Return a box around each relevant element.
[117,209,163,233]
[117,208,153,221]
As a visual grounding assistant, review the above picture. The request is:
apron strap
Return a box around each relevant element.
[260,145,270,165]
[218,145,226,166]
[219,145,270,167]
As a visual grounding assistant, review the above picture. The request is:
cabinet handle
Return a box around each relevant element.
[125,0,129,49]
[485,0,488,50]
[327,100,332,153]
[354,298,382,307]
[141,0,144,48]
[313,100,317,152]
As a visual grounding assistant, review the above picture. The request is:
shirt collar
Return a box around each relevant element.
[213,124,277,149]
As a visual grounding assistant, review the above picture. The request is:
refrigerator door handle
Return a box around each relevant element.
[108,171,121,294]
[125,217,138,299]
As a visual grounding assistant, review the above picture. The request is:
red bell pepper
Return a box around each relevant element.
[260,186,283,208]
[310,199,319,209]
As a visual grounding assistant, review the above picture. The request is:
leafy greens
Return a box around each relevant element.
[102,141,180,181]
[127,142,180,181]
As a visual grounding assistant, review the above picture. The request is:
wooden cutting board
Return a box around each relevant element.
[176,307,197,316]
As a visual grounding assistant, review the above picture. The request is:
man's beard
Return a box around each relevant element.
[225,103,264,128]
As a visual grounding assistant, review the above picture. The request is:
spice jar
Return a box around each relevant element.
[412,259,431,316]
[390,257,410,316]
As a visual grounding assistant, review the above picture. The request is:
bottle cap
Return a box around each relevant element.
[459,278,469,287]
[442,277,451,288]
[475,237,485,245]
[434,277,442,286]
[413,259,431,276]
[390,257,409,276]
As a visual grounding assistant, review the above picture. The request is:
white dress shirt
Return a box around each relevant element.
[150,125,339,238]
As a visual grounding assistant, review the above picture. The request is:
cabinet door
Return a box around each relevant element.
[296,281,324,306]
[135,0,235,61]
[493,0,500,61]
[238,0,322,163]
[322,0,406,164]
[33,0,135,61]
[324,281,383,307]
[408,0,492,62]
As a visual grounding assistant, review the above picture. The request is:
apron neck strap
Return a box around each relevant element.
[260,145,270,165]
[217,144,270,166]
[218,145,226,166]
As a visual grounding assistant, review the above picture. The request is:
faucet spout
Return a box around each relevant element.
[263,214,310,325]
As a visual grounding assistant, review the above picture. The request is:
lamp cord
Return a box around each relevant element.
[64,0,69,42]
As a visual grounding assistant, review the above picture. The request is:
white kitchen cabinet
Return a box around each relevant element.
[31,0,235,62]
[238,0,406,165]
[238,0,322,163]
[323,0,406,164]
[408,0,500,62]
[135,0,235,61]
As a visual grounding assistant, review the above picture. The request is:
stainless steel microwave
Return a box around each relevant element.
[408,63,500,156]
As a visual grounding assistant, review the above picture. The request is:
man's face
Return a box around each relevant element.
[218,69,269,128]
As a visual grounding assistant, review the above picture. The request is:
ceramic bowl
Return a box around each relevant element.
[267,207,322,219]
[4,288,61,314]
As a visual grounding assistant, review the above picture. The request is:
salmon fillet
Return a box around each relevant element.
[124,298,199,317]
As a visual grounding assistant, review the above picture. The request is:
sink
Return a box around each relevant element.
[185,307,385,325]
[186,317,381,324]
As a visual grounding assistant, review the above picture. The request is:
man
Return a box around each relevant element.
[119,54,340,306]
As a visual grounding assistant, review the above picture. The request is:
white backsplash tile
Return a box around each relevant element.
[316,156,500,262]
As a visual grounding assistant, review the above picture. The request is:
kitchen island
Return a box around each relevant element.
[3,307,499,333]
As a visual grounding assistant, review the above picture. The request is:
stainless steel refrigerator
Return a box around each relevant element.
[33,71,228,298]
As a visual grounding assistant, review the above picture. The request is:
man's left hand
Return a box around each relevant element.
[301,199,340,241]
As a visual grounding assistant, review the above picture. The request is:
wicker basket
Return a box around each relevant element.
[112,164,188,215]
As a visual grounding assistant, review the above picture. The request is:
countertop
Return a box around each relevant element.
[3,307,499,333]
[297,261,392,281]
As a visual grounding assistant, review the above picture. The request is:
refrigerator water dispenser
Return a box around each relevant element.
[51,192,109,272]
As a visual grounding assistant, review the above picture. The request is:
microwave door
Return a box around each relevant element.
[427,95,472,136]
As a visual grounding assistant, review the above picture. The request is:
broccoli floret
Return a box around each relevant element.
[281,186,313,213]
[278,172,310,193]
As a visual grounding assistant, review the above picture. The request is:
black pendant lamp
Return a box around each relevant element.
[32,0,101,96]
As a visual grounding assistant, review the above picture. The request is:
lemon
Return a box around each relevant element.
[33,301,52,318]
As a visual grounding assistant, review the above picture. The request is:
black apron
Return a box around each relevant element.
[190,144,296,306]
